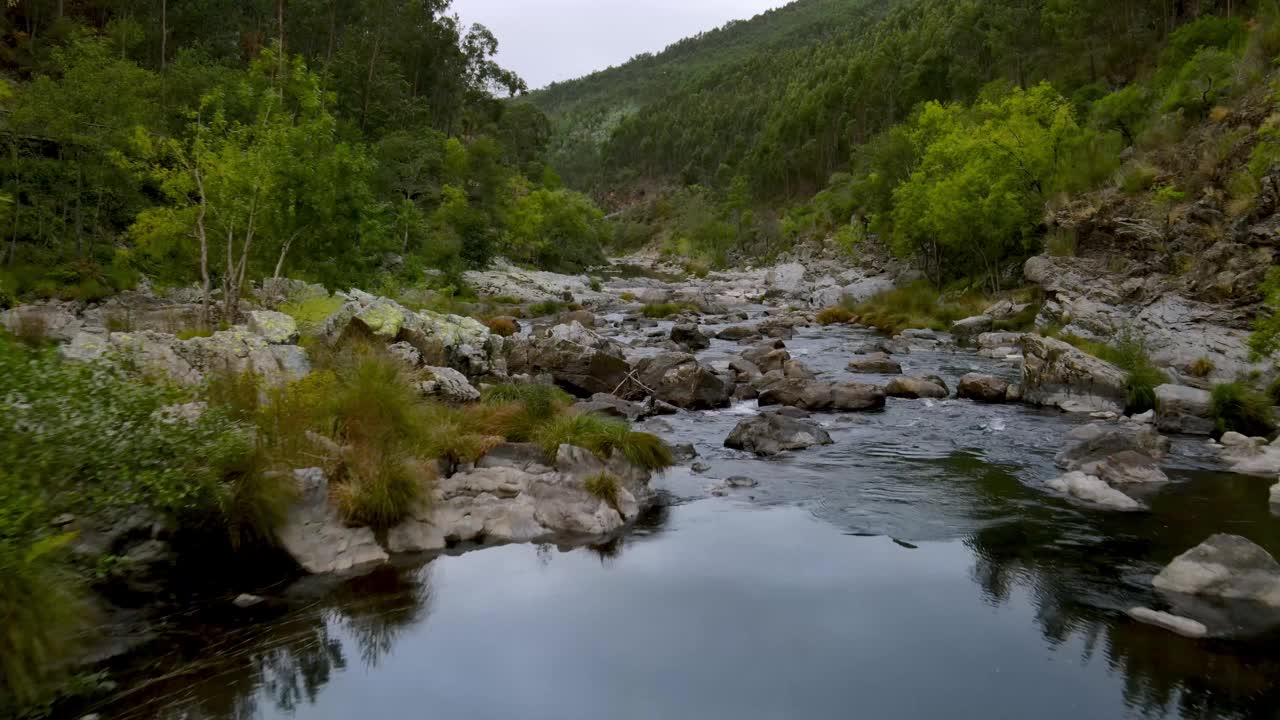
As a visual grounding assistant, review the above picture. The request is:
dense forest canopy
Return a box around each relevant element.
[533,0,1280,288]
[0,0,609,314]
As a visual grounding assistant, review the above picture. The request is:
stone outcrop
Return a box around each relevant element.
[323,291,502,376]
[1046,471,1142,510]
[278,468,390,575]
[1055,422,1169,471]
[507,321,632,397]
[1153,534,1280,607]
[387,443,654,553]
[756,378,885,412]
[950,315,993,342]
[1020,335,1129,413]
[957,374,1008,403]
[463,259,610,306]
[245,310,299,345]
[627,352,731,409]
[724,413,834,456]
[1025,255,1258,378]
[1154,384,1215,435]
[884,376,949,399]
[846,352,902,374]
[61,327,311,386]
[417,366,481,403]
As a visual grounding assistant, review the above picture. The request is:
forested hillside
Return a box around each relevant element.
[0,0,609,317]
[534,0,1280,290]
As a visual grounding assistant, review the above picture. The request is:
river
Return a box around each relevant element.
[98,313,1280,720]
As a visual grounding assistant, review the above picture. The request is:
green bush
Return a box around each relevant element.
[1211,382,1276,438]
[816,306,855,325]
[528,299,568,317]
[583,472,622,512]
[850,282,990,334]
[640,302,689,319]
[534,412,673,471]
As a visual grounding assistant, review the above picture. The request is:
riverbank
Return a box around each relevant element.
[5,251,1280,719]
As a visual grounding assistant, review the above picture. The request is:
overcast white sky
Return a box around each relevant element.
[453,0,791,90]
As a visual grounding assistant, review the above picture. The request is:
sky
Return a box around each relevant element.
[452,0,791,90]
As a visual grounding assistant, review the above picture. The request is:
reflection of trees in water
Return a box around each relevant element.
[958,454,1280,719]
[102,562,435,720]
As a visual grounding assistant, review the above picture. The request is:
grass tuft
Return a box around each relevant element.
[1188,356,1216,378]
[534,412,673,471]
[849,282,991,335]
[583,472,622,512]
[816,306,855,325]
[484,316,519,337]
[1211,382,1275,438]
[640,302,689,319]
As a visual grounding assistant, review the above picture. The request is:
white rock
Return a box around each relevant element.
[1153,534,1280,607]
[246,310,299,345]
[1046,471,1142,510]
[1126,607,1208,638]
[278,469,388,575]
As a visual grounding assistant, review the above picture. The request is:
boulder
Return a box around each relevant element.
[1153,534,1280,607]
[1021,335,1129,414]
[246,310,299,344]
[388,443,655,552]
[278,469,389,574]
[741,344,790,373]
[831,383,887,411]
[717,325,759,341]
[323,293,500,376]
[1155,384,1215,435]
[1126,607,1208,639]
[951,315,994,342]
[729,357,763,382]
[0,301,82,341]
[1055,422,1170,470]
[757,378,884,411]
[573,393,648,421]
[1092,450,1169,484]
[1046,471,1142,510]
[846,352,903,374]
[884,376,949,400]
[670,323,710,351]
[724,414,833,456]
[61,328,310,387]
[509,322,632,397]
[957,374,1009,403]
[629,352,731,409]
[417,366,481,403]
[561,310,597,328]
[783,359,816,380]
[765,263,807,296]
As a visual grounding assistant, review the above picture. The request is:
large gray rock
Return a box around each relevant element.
[957,374,1009,403]
[417,366,481,403]
[741,344,790,374]
[387,443,653,552]
[509,322,633,397]
[1021,335,1128,413]
[670,323,710,351]
[463,259,610,306]
[1153,534,1280,607]
[61,328,311,386]
[951,315,994,342]
[278,469,389,574]
[1046,471,1142,510]
[323,292,501,376]
[884,376,949,400]
[1155,384,1215,435]
[846,352,902,374]
[629,352,731,409]
[1055,422,1170,470]
[1126,607,1208,638]
[724,414,833,456]
[1,301,82,341]
[757,378,885,412]
[1092,450,1169,485]
[246,310,299,344]
[717,325,760,341]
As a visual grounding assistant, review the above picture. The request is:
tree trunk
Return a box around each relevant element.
[160,0,167,72]
[193,166,211,328]
[361,33,382,133]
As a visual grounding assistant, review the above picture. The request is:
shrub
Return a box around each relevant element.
[534,412,673,471]
[816,306,855,325]
[1045,228,1077,258]
[1118,162,1159,194]
[589,278,603,292]
[1189,357,1216,378]
[850,282,990,334]
[1211,382,1275,437]
[0,529,89,713]
[640,302,688,319]
[334,453,434,529]
[484,316,519,337]
[528,299,567,317]
[280,295,344,336]
[583,473,622,512]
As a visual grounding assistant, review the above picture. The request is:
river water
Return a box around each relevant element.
[100,319,1280,720]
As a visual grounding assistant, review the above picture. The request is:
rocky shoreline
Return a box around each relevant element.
[6,248,1280,675]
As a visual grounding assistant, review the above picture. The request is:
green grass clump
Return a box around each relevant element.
[280,295,344,336]
[484,316,519,337]
[1211,382,1276,438]
[528,299,568,317]
[640,302,689,319]
[850,282,991,334]
[0,529,89,713]
[534,412,674,471]
[583,472,622,512]
[1189,356,1216,378]
[816,306,855,325]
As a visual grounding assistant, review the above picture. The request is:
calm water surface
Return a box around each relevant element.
[102,321,1280,720]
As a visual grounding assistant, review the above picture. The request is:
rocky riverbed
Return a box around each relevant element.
[9,253,1280,720]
